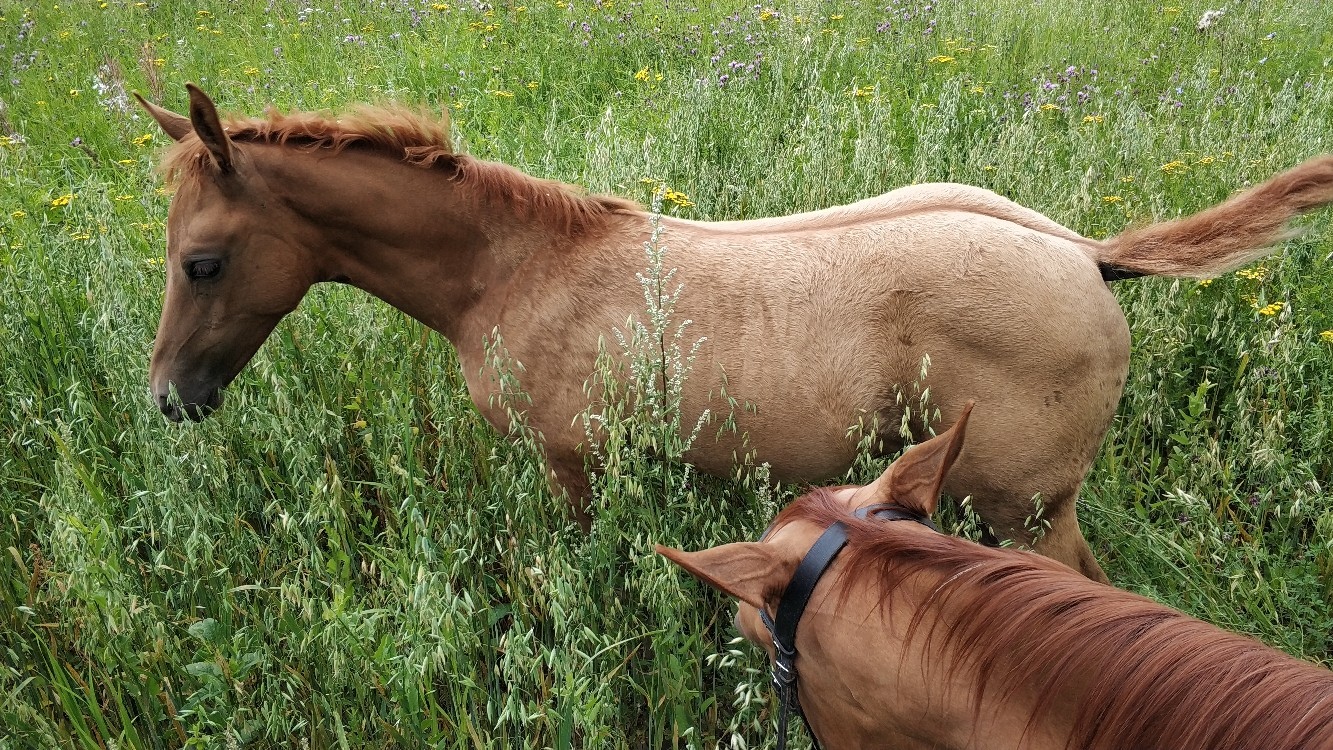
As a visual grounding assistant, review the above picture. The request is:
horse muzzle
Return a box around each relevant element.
[155,386,223,422]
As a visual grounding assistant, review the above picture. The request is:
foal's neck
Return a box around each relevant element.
[255,144,559,342]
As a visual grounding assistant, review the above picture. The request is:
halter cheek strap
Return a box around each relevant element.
[759,504,938,750]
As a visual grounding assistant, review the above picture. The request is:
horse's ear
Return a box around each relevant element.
[133,92,192,142]
[655,543,796,611]
[185,83,233,173]
[870,400,974,515]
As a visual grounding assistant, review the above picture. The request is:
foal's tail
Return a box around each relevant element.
[1094,155,1333,280]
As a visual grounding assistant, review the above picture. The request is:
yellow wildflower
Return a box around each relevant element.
[432,2,448,9]
[663,189,694,208]
[1236,265,1267,281]
[1197,278,1214,287]
[1102,195,1123,204]
[1256,302,1283,317]
[635,67,650,82]
[132,133,153,146]
[11,210,26,219]
[51,194,75,207]
[1040,103,1059,111]
[1320,330,1333,343]
[1082,114,1104,123]
[490,90,514,98]
[1197,155,1215,165]
[971,86,985,94]
[1160,160,1188,174]
[850,85,874,98]
[928,55,956,64]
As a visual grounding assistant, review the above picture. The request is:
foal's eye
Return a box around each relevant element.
[188,259,222,280]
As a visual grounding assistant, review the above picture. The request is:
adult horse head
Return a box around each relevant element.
[659,409,1333,749]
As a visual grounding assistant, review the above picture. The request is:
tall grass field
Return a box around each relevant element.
[3,0,1333,747]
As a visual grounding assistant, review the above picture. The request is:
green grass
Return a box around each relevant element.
[2,0,1333,746]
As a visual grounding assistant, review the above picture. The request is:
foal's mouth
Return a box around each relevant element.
[156,387,223,423]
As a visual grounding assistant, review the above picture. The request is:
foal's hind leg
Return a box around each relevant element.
[1030,491,1107,582]
[962,486,1108,583]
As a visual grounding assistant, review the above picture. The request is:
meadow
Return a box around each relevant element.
[2,0,1332,747]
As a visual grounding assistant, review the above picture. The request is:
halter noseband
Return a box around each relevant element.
[758,503,939,750]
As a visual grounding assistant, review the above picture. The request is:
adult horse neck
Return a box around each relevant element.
[137,85,1333,579]
[660,414,1333,750]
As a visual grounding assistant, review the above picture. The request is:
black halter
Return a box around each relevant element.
[758,503,939,750]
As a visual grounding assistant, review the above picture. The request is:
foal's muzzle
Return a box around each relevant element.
[156,387,222,422]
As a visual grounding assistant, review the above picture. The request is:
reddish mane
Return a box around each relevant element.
[159,104,639,234]
[776,488,1333,750]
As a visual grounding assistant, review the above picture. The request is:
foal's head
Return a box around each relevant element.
[137,85,327,421]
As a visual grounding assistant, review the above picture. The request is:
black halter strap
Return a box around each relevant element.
[759,503,938,750]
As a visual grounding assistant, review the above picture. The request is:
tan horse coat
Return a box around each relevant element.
[138,86,1333,580]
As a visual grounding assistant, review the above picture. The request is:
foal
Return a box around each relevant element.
[660,414,1333,750]
[137,85,1333,580]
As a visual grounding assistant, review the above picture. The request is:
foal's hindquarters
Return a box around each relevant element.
[652,210,1127,581]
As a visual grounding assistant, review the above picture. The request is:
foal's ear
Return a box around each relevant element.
[133,93,192,142]
[656,543,796,611]
[871,400,974,515]
[185,83,233,173]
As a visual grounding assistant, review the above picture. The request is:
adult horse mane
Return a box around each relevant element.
[155,103,637,234]
[761,487,1333,750]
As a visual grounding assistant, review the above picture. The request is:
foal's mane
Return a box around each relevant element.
[160,105,639,233]
[777,489,1333,750]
